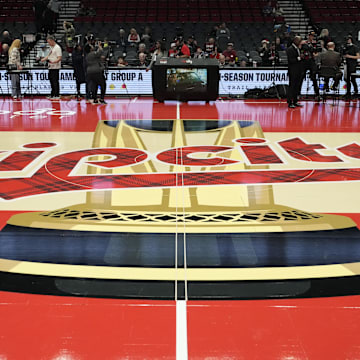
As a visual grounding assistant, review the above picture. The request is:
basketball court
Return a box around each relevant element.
[0,97,360,359]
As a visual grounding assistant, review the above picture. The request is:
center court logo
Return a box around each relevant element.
[0,130,359,200]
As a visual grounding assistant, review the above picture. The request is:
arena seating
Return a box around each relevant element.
[0,0,35,23]
[304,0,360,23]
[303,0,360,45]
[0,0,35,38]
[75,0,278,24]
[74,21,276,55]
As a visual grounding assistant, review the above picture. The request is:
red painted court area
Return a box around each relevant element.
[1,97,360,359]
[0,97,359,132]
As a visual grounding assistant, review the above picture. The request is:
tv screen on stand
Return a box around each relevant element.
[152,58,219,102]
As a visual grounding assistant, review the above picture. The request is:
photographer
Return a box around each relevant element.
[63,21,75,53]
[342,35,360,100]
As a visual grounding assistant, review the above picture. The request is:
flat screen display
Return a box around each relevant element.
[166,68,207,94]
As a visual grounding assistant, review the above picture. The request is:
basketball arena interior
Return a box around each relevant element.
[1,0,360,358]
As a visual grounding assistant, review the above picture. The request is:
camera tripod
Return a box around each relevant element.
[23,70,40,96]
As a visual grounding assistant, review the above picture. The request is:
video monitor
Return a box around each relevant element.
[166,68,207,94]
[152,58,219,102]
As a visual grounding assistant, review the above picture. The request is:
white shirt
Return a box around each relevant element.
[48,43,62,69]
[292,43,301,61]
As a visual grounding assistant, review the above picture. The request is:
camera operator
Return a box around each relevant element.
[342,35,360,100]
[319,42,342,92]
[300,31,320,100]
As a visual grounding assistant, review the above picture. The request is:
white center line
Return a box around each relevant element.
[176,300,188,360]
[175,100,188,360]
[176,101,180,120]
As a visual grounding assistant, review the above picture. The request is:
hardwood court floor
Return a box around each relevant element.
[0,97,360,359]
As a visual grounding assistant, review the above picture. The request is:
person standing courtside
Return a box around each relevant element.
[86,42,106,104]
[41,35,62,99]
[300,31,320,101]
[286,36,303,108]
[343,35,360,100]
[7,39,22,99]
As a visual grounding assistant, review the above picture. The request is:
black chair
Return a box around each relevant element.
[318,66,342,103]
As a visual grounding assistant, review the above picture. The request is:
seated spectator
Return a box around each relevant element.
[175,37,190,58]
[208,25,218,39]
[223,42,237,61]
[210,45,220,59]
[102,38,111,63]
[0,31,12,47]
[117,28,128,50]
[35,43,49,64]
[117,56,128,67]
[0,43,9,67]
[319,42,342,91]
[218,54,226,68]
[275,36,285,51]
[187,36,197,57]
[88,7,96,16]
[273,1,284,17]
[137,52,149,67]
[216,22,230,38]
[258,39,270,57]
[262,1,274,16]
[141,26,153,45]
[168,42,178,57]
[128,28,140,47]
[137,43,149,57]
[263,42,280,66]
[226,54,238,68]
[239,59,247,67]
[77,3,87,16]
[204,37,216,57]
[193,46,205,58]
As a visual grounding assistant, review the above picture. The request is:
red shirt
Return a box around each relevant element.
[180,44,190,57]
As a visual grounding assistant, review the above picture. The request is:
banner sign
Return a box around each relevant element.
[0,68,355,96]
[0,69,152,96]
